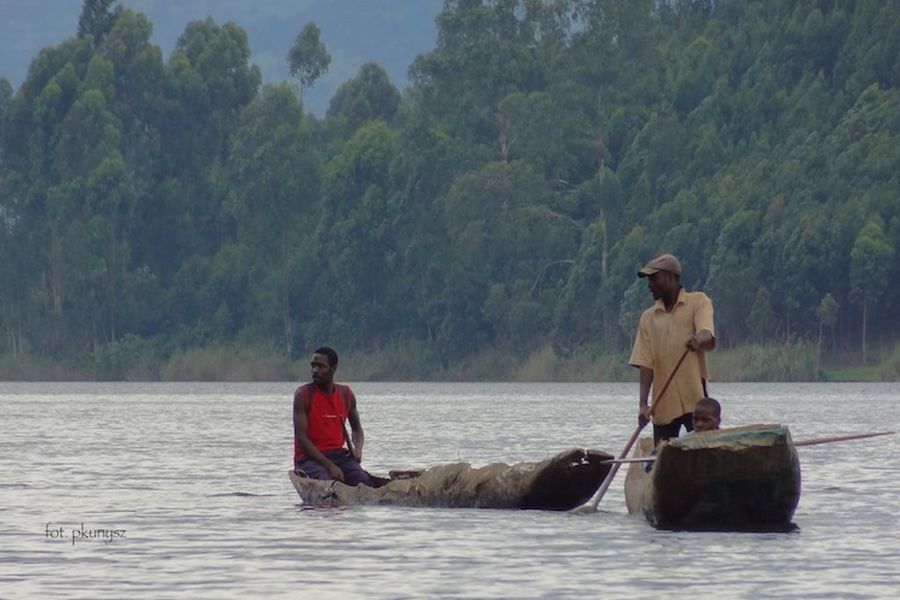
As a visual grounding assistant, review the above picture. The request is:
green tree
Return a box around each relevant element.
[599,224,649,344]
[496,91,591,180]
[706,210,761,343]
[227,83,320,355]
[0,173,33,356]
[438,159,575,356]
[746,287,777,342]
[78,0,120,43]
[0,77,12,161]
[0,76,11,104]
[288,22,331,96]
[408,0,547,149]
[816,292,839,353]
[553,221,604,352]
[315,121,400,347]
[850,222,894,364]
[618,278,649,339]
[326,62,400,131]
[152,17,261,273]
[778,213,832,340]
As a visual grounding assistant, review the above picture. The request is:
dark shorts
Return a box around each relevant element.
[295,450,375,487]
[654,413,694,445]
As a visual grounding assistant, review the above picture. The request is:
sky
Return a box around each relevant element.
[0,0,444,115]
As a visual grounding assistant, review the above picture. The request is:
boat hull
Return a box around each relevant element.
[625,424,801,531]
[290,448,613,511]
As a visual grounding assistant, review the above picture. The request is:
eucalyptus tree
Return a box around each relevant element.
[850,222,894,363]
[0,77,11,156]
[746,288,777,343]
[156,17,261,289]
[288,22,331,97]
[327,62,400,132]
[706,210,762,344]
[439,160,576,354]
[227,83,320,355]
[816,293,839,353]
[78,0,121,43]
[314,121,400,348]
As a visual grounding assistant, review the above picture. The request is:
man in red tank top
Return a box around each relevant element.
[292,347,375,486]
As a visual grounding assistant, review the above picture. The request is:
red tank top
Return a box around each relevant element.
[294,384,351,462]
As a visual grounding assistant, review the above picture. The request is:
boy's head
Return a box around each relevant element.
[693,397,721,432]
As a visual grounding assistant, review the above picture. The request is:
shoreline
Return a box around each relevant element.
[1,341,896,382]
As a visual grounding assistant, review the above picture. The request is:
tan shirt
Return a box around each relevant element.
[629,289,715,425]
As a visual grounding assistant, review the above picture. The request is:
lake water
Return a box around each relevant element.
[1,382,898,599]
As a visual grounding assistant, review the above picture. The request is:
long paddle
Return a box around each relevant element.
[599,430,897,464]
[575,347,692,513]
[794,430,896,447]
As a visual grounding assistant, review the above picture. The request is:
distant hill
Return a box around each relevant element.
[0,0,443,115]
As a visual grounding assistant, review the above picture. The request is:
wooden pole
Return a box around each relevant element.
[575,348,691,512]
[794,430,895,447]
[601,455,657,465]
[598,430,896,464]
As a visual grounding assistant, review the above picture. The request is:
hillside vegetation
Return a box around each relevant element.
[1,0,899,380]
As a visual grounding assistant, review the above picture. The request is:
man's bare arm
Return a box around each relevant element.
[638,366,653,427]
[347,393,365,462]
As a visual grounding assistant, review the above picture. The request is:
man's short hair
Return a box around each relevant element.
[696,396,721,417]
[314,346,339,368]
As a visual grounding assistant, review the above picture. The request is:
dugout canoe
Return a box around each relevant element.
[624,424,801,531]
[289,448,613,510]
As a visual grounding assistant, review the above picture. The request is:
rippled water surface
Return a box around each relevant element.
[1,382,898,598]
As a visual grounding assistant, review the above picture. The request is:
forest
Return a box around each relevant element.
[1,0,899,381]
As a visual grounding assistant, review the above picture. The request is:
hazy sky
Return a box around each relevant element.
[0,0,443,115]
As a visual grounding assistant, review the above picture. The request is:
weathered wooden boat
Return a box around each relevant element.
[624,424,801,531]
[290,448,613,510]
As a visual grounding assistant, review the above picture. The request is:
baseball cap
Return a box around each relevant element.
[637,253,682,277]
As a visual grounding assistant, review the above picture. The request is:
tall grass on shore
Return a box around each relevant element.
[328,343,632,382]
[509,345,632,382]
[5,339,899,382]
[878,344,900,381]
[0,354,90,381]
[506,342,824,383]
[162,345,295,381]
[338,341,444,381]
[711,342,821,382]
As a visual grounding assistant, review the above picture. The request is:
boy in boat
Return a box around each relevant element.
[644,396,722,473]
[692,397,721,432]
[629,253,716,444]
[292,347,376,487]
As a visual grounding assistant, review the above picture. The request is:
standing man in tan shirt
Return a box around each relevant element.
[628,254,716,444]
